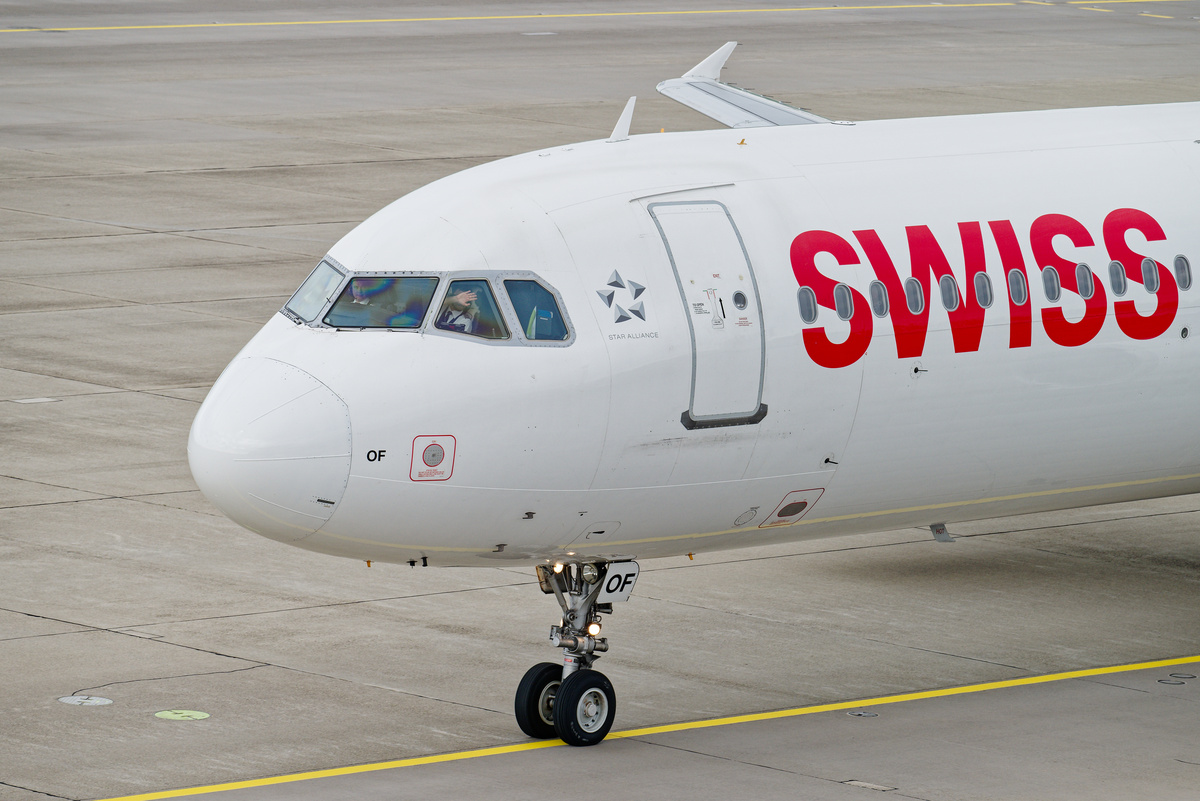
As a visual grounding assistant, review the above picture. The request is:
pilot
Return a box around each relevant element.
[435,289,479,333]
[325,280,385,327]
[350,281,372,305]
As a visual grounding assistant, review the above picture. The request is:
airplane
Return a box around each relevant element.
[188,42,1200,746]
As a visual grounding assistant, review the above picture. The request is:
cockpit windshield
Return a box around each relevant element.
[284,261,344,323]
[433,279,509,340]
[323,276,439,329]
[504,279,570,340]
[284,263,569,345]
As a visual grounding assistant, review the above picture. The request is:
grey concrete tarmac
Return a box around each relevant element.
[2,2,1199,800]
[159,660,1200,801]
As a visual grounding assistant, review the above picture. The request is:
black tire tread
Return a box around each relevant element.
[515,662,561,739]
[552,668,616,746]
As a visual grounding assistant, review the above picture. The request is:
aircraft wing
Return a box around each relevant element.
[656,42,829,129]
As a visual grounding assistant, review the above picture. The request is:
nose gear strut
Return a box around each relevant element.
[514,560,638,746]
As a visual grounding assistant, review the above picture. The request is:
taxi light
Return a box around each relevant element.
[587,622,602,636]
[581,564,600,584]
[553,563,564,574]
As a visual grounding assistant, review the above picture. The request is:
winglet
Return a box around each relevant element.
[684,41,737,81]
[657,44,829,129]
[608,96,637,143]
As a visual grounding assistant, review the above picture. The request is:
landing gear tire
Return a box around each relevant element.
[553,669,615,746]
[514,662,562,739]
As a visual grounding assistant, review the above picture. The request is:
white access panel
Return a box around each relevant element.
[649,201,766,425]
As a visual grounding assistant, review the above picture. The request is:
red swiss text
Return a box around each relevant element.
[790,208,1178,369]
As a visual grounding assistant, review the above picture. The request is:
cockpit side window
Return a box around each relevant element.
[434,279,509,340]
[323,276,439,329]
[285,261,344,323]
[503,280,570,341]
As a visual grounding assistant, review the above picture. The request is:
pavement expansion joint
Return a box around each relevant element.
[265,662,511,716]
[968,506,1200,540]
[0,780,79,801]
[3,615,273,671]
[1080,676,1155,694]
[0,301,132,317]
[120,579,537,628]
[0,204,157,233]
[635,736,805,776]
[652,535,936,572]
[1,472,114,493]
[3,493,215,514]
[853,635,1030,671]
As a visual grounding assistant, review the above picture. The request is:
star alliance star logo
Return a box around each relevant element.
[596,270,647,323]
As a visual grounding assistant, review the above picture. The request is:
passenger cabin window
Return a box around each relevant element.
[1176,255,1193,290]
[324,276,439,328]
[1109,261,1127,296]
[1042,267,1061,302]
[1007,270,1028,306]
[285,261,344,323]
[1142,258,1160,293]
[974,272,993,308]
[504,279,569,340]
[797,286,818,324]
[904,277,924,314]
[869,280,889,317]
[1076,264,1095,300]
[833,283,854,321]
[939,275,960,311]
[434,279,509,339]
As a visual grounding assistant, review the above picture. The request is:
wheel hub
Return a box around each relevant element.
[538,682,559,724]
[578,690,607,731]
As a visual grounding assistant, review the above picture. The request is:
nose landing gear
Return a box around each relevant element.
[514,560,638,746]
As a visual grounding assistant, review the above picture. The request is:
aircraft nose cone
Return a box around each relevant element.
[188,357,352,542]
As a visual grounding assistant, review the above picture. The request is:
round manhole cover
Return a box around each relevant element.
[1158,679,1186,685]
[1169,673,1196,679]
[58,696,112,706]
[847,710,878,718]
[422,443,445,467]
[155,710,210,720]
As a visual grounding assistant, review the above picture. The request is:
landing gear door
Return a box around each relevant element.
[648,201,766,429]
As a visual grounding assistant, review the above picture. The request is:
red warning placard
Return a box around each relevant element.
[410,435,456,481]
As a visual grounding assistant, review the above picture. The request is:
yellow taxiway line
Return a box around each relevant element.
[97,652,1200,801]
[4,0,1197,33]
[0,3,1077,34]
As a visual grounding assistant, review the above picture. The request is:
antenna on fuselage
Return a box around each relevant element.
[607,96,637,143]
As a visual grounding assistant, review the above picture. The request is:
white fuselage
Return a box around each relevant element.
[188,102,1200,567]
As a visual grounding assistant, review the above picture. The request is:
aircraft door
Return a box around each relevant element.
[648,201,766,429]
